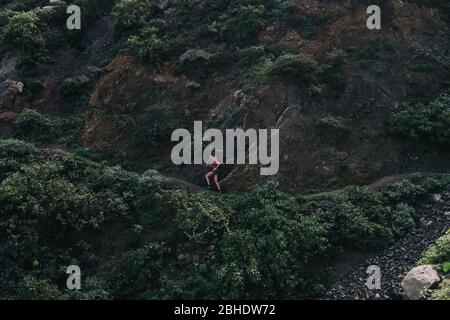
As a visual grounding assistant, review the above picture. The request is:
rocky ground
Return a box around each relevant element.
[324,190,450,300]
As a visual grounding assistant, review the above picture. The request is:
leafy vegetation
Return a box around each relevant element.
[418,232,450,269]
[389,92,450,145]
[0,0,449,302]
[14,109,85,144]
[418,231,450,300]
[0,10,46,53]
[268,53,319,84]
[1,138,448,299]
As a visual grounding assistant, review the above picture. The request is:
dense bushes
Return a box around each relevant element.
[389,92,450,145]
[243,57,272,93]
[112,0,169,64]
[0,138,35,159]
[14,109,52,141]
[218,4,266,45]
[0,141,174,298]
[110,0,307,68]
[391,203,416,237]
[1,134,449,299]
[14,109,85,144]
[127,26,170,64]
[108,243,170,299]
[216,183,330,298]
[173,193,231,246]
[112,0,159,33]
[0,139,35,180]
[0,10,45,53]
[269,53,320,84]
[323,186,393,250]
[17,275,61,300]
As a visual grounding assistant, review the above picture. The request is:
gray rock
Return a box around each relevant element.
[432,194,442,202]
[0,80,23,112]
[401,265,441,300]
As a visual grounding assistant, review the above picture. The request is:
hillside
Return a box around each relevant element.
[0,0,449,300]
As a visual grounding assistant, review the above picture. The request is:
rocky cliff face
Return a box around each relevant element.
[81,1,450,191]
[1,0,449,192]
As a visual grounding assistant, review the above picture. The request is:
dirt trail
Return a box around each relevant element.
[38,145,209,193]
[305,173,426,198]
[166,176,206,193]
[38,145,430,195]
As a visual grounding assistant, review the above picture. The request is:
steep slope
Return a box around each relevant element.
[77,0,450,191]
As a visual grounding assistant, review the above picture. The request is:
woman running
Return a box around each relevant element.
[205,152,222,193]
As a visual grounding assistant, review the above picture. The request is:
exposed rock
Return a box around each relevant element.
[0,80,23,112]
[401,265,441,300]
[0,55,17,83]
[40,0,67,13]
[0,111,19,123]
[0,111,19,133]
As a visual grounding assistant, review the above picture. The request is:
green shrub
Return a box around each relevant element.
[0,138,35,180]
[0,138,35,159]
[108,243,170,299]
[219,5,266,46]
[421,174,450,193]
[178,49,213,79]
[215,182,330,298]
[14,110,83,143]
[319,50,348,91]
[418,232,450,266]
[325,186,393,250]
[0,10,45,52]
[391,203,416,237]
[243,57,273,93]
[127,26,170,64]
[269,54,319,84]
[384,179,426,203]
[112,0,159,33]
[173,193,231,246]
[14,109,53,142]
[216,205,329,299]
[389,92,450,144]
[17,276,60,300]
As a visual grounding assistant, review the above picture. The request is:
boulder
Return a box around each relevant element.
[0,80,23,112]
[401,265,441,300]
